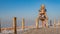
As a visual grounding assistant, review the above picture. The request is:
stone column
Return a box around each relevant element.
[58,19,60,26]
[0,19,1,33]
[54,18,56,27]
[36,18,39,29]
[50,20,52,26]
[22,18,25,30]
[46,20,48,28]
[42,21,45,28]
[13,17,17,34]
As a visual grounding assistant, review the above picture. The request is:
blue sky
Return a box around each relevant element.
[0,0,60,20]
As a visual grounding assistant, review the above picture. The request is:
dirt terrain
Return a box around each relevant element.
[1,27,60,34]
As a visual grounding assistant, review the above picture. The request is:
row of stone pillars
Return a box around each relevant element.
[13,17,25,34]
[0,17,60,34]
[0,17,25,34]
[36,18,60,28]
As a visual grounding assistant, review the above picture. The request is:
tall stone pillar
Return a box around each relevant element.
[54,18,56,27]
[36,18,39,29]
[58,19,60,26]
[50,20,52,26]
[46,20,48,28]
[0,19,1,33]
[13,17,17,34]
[22,18,25,30]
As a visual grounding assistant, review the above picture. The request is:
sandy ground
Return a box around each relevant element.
[1,27,60,34]
[20,28,60,34]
